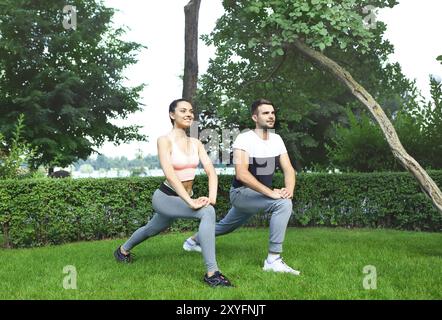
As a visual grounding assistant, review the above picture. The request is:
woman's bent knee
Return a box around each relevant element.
[200,205,215,213]
[198,205,216,220]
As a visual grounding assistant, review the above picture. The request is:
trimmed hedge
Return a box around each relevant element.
[1,172,441,248]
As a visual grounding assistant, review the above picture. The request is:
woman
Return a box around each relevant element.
[114,98,232,287]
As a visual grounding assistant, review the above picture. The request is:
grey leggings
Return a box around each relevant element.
[195,187,293,253]
[122,189,218,272]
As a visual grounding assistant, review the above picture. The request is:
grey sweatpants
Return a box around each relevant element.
[195,187,293,253]
[122,189,219,272]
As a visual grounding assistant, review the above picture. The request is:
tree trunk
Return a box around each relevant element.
[292,39,442,214]
[183,0,201,113]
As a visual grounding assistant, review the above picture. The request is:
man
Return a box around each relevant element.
[184,99,300,275]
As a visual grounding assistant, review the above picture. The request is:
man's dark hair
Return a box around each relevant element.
[251,99,275,115]
[169,98,191,125]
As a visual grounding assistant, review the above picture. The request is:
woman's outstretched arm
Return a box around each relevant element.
[195,138,218,205]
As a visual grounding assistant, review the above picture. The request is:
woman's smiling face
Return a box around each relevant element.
[170,101,194,128]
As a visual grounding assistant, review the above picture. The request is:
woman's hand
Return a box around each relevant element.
[188,197,210,210]
[196,197,210,207]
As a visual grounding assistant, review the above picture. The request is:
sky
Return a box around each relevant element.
[96,0,442,159]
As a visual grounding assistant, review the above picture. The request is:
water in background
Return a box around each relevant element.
[71,167,235,179]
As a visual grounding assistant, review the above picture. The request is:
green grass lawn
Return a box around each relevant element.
[0,228,441,300]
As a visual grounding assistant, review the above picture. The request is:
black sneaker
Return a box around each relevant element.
[114,246,133,263]
[204,271,233,287]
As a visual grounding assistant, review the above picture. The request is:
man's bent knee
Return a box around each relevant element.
[276,198,293,213]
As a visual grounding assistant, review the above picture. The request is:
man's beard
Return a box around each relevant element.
[258,121,275,130]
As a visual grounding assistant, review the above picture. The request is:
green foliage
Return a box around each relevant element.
[130,167,146,177]
[130,148,147,177]
[0,177,162,248]
[327,75,442,171]
[1,172,441,248]
[0,0,147,168]
[0,114,36,179]
[222,0,398,55]
[326,109,398,172]
[422,77,442,168]
[197,0,412,169]
[292,171,442,231]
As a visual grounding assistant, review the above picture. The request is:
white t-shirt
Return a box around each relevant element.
[232,130,288,188]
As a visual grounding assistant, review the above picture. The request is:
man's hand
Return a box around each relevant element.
[274,188,293,199]
[268,189,283,199]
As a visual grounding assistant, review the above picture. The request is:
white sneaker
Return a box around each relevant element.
[263,257,301,276]
[183,238,202,253]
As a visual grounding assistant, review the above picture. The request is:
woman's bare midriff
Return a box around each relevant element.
[182,180,194,195]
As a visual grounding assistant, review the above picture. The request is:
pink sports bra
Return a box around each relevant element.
[170,139,199,181]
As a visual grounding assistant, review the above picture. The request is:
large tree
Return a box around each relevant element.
[197,0,442,213]
[0,0,147,169]
[197,0,413,170]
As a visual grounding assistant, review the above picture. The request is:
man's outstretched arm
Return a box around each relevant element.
[278,153,296,199]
